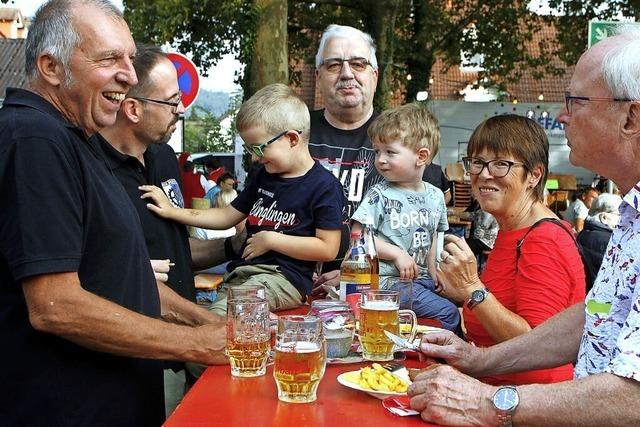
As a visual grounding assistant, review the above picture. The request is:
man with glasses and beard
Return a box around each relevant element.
[309,24,383,292]
[98,44,236,415]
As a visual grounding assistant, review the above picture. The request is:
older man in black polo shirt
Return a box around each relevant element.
[0,1,226,426]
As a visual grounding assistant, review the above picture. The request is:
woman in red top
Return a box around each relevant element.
[437,115,586,385]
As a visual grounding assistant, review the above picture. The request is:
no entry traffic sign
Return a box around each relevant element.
[167,52,200,109]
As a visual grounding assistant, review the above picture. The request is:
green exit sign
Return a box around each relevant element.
[588,20,640,47]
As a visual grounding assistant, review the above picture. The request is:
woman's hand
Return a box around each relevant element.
[437,234,483,304]
[139,185,176,218]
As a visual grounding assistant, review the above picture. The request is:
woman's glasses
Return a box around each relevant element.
[462,157,525,178]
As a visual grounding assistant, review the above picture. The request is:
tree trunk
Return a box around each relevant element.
[362,0,402,111]
[248,0,289,98]
[405,1,434,103]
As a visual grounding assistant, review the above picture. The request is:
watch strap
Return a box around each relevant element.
[496,413,513,427]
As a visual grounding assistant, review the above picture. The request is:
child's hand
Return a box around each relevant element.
[393,251,419,280]
[139,185,175,218]
[242,231,274,260]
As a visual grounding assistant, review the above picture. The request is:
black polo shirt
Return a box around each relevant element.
[0,88,164,426]
[98,135,196,302]
[423,163,451,195]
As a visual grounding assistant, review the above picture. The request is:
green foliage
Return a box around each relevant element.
[123,0,640,108]
[123,0,259,83]
[549,0,640,65]
[183,89,243,154]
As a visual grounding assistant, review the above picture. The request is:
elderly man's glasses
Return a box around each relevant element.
[462,157,525,178]
[321,57,371,74]
[243,130,302,157]
[564,91,634,114]
[132,92,183,114]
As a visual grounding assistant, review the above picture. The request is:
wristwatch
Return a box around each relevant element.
[492,385,519,427]
[466,288,490,310]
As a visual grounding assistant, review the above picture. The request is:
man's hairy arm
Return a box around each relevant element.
[23,272,227,365]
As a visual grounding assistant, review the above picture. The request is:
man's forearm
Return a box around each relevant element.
[477,303,585,377]
[515,374,640,426]
[23,272,226,365]
[157,281,224,326]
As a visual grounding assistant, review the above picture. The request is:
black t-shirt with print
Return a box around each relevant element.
[308,109,383,270]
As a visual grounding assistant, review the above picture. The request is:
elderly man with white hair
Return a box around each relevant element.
[407,26,640,426]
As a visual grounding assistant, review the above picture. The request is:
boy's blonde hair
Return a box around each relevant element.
[214,188,238,209]
[367,103,440,159]
[236,83,310,139]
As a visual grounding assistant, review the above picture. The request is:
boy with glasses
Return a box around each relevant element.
[140,83,344,316]
[350,103,461,333]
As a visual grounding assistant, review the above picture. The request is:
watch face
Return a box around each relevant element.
[494,387,519,411]
[472,289,485,303]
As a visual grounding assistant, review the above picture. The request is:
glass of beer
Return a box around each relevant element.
[273,315,326,403]
[359,290,417,361]
[227,284,266,301]
[226,297,270,377]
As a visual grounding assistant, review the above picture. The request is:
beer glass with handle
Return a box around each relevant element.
[273,315,326,403]
[359,290,417,361]
[226,297,270,377]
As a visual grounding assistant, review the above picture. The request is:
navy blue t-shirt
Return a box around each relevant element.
[230,161,343,296]
[0,88,163,426]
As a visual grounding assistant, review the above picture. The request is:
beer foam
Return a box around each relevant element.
[362,300,398,311]
[276,341,321,353]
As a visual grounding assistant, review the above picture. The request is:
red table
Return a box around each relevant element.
[165,359,438,427]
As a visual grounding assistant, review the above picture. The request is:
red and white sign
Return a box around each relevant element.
[167,52,200,109]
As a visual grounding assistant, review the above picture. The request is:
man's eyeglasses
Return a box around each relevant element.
[131,92,183,114]
[462,157,525,178]
[243,130,302,157]
[321,57,371,74]
[564,91,634,114]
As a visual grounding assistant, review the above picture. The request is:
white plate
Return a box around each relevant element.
[337,368,412,400]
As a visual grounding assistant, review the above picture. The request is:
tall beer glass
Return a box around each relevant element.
[226,298,270,377]
[359,290,417,361]
[273,316,326,403]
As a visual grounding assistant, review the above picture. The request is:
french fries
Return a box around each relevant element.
[343,363,409,393]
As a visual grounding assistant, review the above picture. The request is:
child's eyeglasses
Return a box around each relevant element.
[243,130,302,157]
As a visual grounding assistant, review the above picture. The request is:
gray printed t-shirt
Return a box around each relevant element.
[352,181,448,287]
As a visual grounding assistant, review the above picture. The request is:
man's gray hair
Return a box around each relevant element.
[588,193,623,216]
[25,0,123,84]
[601,25,640,99]
[315,24,378,70]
